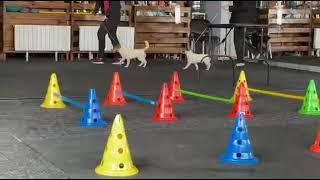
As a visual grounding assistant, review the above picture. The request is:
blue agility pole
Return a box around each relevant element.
[54,93,85,109]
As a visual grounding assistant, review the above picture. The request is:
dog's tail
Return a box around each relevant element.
[144,41,149,50]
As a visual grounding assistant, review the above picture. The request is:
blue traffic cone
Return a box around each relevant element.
[218,113,259,165]
[80,89,107,128]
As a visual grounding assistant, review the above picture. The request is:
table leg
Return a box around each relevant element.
[266,60,270,86]
[208,30,211,56]
[225,28,227,56]
[242,27,247,61]
[260,28,264,57]
[232,63,235,87]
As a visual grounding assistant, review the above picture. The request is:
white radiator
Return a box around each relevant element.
[314,28,320,49]
[14,25,71,51]
[79,26,135,51]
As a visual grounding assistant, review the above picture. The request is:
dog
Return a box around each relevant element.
[117,41,149,68]
[183,50,212,71]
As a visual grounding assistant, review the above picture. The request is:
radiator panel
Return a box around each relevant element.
[14,25,71,51]
[314,28,320,49]
[79,26,135,51]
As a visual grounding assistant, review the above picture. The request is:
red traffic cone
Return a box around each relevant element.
[228,82,253,120]
[152,83,177,123]
[169,71,185,104]
[310,129,320,154]
[104,72,128,106]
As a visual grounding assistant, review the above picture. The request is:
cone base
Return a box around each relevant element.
[171,98,185,104]
[152,116,177,123]
[80,122,107,128]
[104,101,128,106]
[298,110,320,116]
[310,145,320,154]
[228,113,253,120]
[95,165,139,177]
[218,155,259,166]
[40,102,66,109]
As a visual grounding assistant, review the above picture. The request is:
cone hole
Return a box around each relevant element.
[119,163,124,169]
[117,133,123,139]
[92,99,96,103]
[101,161,104,166]
[175,81,178,84]
[117,98,121,102]
[236,153,242,158]
[314,90,316,94]
[166,95,170,99]
[237,127,243,132]
[170,113,173,117]
[53,101,57,104]
[116,82,120,86]
[316,107,319,111]
[53,84,56,87]
[118,148,123,154]
[237,140,242,145]
[244,80,246,82]
[93,109,97,113]
[308,90,310,93]
[93,118,97,122]
[175,96,179,99]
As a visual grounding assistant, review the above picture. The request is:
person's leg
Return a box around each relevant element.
[107,23,122,64]
[234,27,245,62]
[104,18,123,64]
[109,26,120,50]
[93,20,108,64]
[105,18,121,51]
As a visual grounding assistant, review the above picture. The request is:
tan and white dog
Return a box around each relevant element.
[117,41,149,68]
[183,50,212,71]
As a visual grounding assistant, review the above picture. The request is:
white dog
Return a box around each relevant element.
[117,41,149,68]
[183,50,212,71]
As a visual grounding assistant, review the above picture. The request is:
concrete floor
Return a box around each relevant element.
[1,57,320,178]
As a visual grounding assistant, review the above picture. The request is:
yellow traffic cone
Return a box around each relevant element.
[95,114,139,177]
[230,71,252,103]
[40,73,66,109]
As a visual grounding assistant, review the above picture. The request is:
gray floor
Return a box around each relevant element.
[1,57,320,178]
[271,55,320,66]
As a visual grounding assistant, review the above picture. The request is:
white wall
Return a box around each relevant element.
[221,1,236,58]
[203,1,221,42]
[203,1,236,58]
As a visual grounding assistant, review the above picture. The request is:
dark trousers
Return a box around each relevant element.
[97,18,120,59]
[234,27,259,61]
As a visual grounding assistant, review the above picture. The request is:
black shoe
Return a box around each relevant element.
[91,57,105,65]
[112,58,125,65]
[235,60,246,67]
